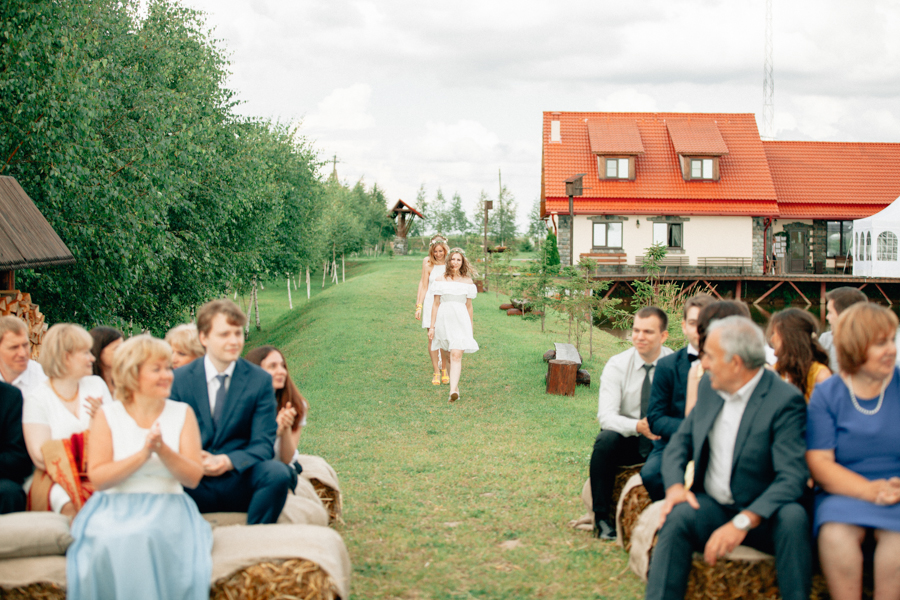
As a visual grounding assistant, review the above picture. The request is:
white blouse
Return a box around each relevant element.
[22,376,113,437]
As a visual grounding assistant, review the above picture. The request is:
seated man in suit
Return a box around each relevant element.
[0,381,32,513]
[590,306,672,540]
[0,316,48,397]
[641,293,714,500]
[170,300,293,524]
[646,316,810,600]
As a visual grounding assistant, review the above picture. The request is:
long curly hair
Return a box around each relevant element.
[767,308,829,397]
[444,248,477,280]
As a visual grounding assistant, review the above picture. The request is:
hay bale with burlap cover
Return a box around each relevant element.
[297,454,343,524]
[210,523,350,600]
[0,556,67,600]
[610,464,643,523]
[613,474,652,551]
[568,464,645,533]
[684,547,780,600]
[203,491,329,529]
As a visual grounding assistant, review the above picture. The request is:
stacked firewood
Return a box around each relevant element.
[0,291,48,358]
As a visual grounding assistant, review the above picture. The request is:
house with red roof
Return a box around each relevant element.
[541,111,900,275]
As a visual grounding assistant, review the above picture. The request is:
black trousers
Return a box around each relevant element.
[0,479,25,514]
[185,459,293,525]
[645,493,811,600]
[589,430,644,524]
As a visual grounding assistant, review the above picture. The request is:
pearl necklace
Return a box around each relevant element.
[847,374,888,416]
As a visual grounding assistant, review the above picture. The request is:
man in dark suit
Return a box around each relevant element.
[0,381,32,513]
[646,316,811,600]
[170,299,293,525]
[642,294,714,500]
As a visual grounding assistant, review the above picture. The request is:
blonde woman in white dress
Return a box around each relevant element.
[415,235,450,385]
[428,248,479,402]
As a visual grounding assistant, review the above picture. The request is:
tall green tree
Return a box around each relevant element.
[447,192,471,237]
[489,184,517,247]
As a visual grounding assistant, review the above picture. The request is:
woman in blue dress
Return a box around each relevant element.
[67,335,212,600]
[806,302,900,600]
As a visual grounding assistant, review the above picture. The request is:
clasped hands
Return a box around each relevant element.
[276,405,297,436]
[636,418,660,441]
[658,484,756,566]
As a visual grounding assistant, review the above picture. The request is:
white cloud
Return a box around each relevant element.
[597,90,659,113]
[303,84,376,132]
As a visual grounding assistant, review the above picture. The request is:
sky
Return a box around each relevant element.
[177,0,900,229]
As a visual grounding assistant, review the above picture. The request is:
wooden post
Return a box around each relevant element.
[253,280,261,330]
[306,266,311,299]
[547,360,578,396]
[287,276,293,309]
[342,254,345,283]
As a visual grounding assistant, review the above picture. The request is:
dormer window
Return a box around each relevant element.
[688,157,716,180]
[666,119,728,182]
[601,157,633,180]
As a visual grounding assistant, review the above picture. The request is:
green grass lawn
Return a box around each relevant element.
[245,257,644,600]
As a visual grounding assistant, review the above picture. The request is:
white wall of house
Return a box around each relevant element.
[573,215,754,265]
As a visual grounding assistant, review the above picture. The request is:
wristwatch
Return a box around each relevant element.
[731,513,752,532]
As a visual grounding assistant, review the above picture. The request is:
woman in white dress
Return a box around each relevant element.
[67,334,212,600]
[429,248,479,402]
[415,235,451,385]
[22,324,113,516]
[245,345,309,471]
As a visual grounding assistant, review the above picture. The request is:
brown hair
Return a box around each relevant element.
[834,303,899,375]
[683,293,715,320]
[111,335,172,403]
[196,299,247,336]
[39,324,94,379]
[445,248,477,280]
[427,236,450,268]
[90,326,123,382]
[696,301,752,354]
[826,287,868,315]
[244,345,308,431]
[0,316,28,345]
[767,308,830,397]
[635,306,668,332]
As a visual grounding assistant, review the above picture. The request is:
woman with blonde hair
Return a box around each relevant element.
[165,323,205,369]
[67,335,211,599]
[22,324,113,516]
[429,248,478,402]
[415,234,451,385]
[245,345,309,470]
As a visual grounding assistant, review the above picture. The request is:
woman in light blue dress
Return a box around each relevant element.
[67,335,212,600]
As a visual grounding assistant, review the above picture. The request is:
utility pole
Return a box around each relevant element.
[483,193,493,291]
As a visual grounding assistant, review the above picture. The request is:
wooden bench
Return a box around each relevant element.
[697,257,752,274]
[634,255,690,273]
[580,252,627,272]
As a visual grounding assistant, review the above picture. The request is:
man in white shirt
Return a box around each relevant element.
[646,316,810,600]
[818,287,869,372]
[589,306,672,540]
[0,316,47,397]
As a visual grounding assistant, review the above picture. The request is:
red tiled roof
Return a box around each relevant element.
[666,119,729,156]
[544,198,777,216]
[587,118,645,155]
[542,112,778,216]
[764,141,900,220]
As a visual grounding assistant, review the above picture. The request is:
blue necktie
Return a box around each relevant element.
[213,374,228,425]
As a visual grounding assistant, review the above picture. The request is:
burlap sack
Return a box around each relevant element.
[296,454,342,523]
[0,513,73,559]
[0,556,67,589]
[211,524,351,599]
[203,492,329,528]
[567,478,594,531]
[614,473,645,549]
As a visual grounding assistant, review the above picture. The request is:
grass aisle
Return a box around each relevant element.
[247,259,644,600]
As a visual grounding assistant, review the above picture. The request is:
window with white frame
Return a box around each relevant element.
[652,222,683,249]
[690,158,714,179]
[877,231,898,261]
[601,157,632,180]
[592,222,623,248]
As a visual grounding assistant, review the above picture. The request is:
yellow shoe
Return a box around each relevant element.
[441,369,450,385]
[431,372,441,386]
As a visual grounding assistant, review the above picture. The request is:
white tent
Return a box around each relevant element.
[852,195,900,277]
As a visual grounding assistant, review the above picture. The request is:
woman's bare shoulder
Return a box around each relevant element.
[461,277,474,285]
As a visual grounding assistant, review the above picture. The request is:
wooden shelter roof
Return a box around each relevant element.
[389,199,424,219]
[0,176,75,269]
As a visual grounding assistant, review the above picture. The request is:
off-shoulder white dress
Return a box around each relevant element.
[430,280,479,353]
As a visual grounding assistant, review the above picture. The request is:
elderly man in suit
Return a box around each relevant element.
[170,299,293,525]
[641,293,714,501]
[646,316,811,600]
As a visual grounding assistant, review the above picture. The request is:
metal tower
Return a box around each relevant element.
[762,0,774,140]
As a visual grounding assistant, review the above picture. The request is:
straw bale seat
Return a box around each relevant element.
[203,478,329,529]
[296,454,343,524]
[613,474,652,551]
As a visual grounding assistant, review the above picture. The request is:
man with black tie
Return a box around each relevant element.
[646,316,810,600]
[589,306,672,540]
[170,300,293,524]
[641,293,714,500]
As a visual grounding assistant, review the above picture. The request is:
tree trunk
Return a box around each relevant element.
[253,280,261,330]
[306,266,311,299]
[322,261,327,288]
[546,360,578,396]
[342,254,345,283]
[589,310,593,359]
[287,276,293,309]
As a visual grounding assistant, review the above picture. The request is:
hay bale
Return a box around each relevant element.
[0,583,65,600]
[296,455,342,525]
[684,549,780,600]
[610,464,643,522]
[619,483,652,551]
[311,480,342,525]
[210,558,341,600]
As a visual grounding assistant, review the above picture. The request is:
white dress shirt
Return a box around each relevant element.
[203,356,236,415]
[704,367,765,506]
[0,359,48,397]
[597,345,673,436]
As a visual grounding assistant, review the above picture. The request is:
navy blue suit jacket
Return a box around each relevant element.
[170,357,277,473]
[646,346,693,441]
